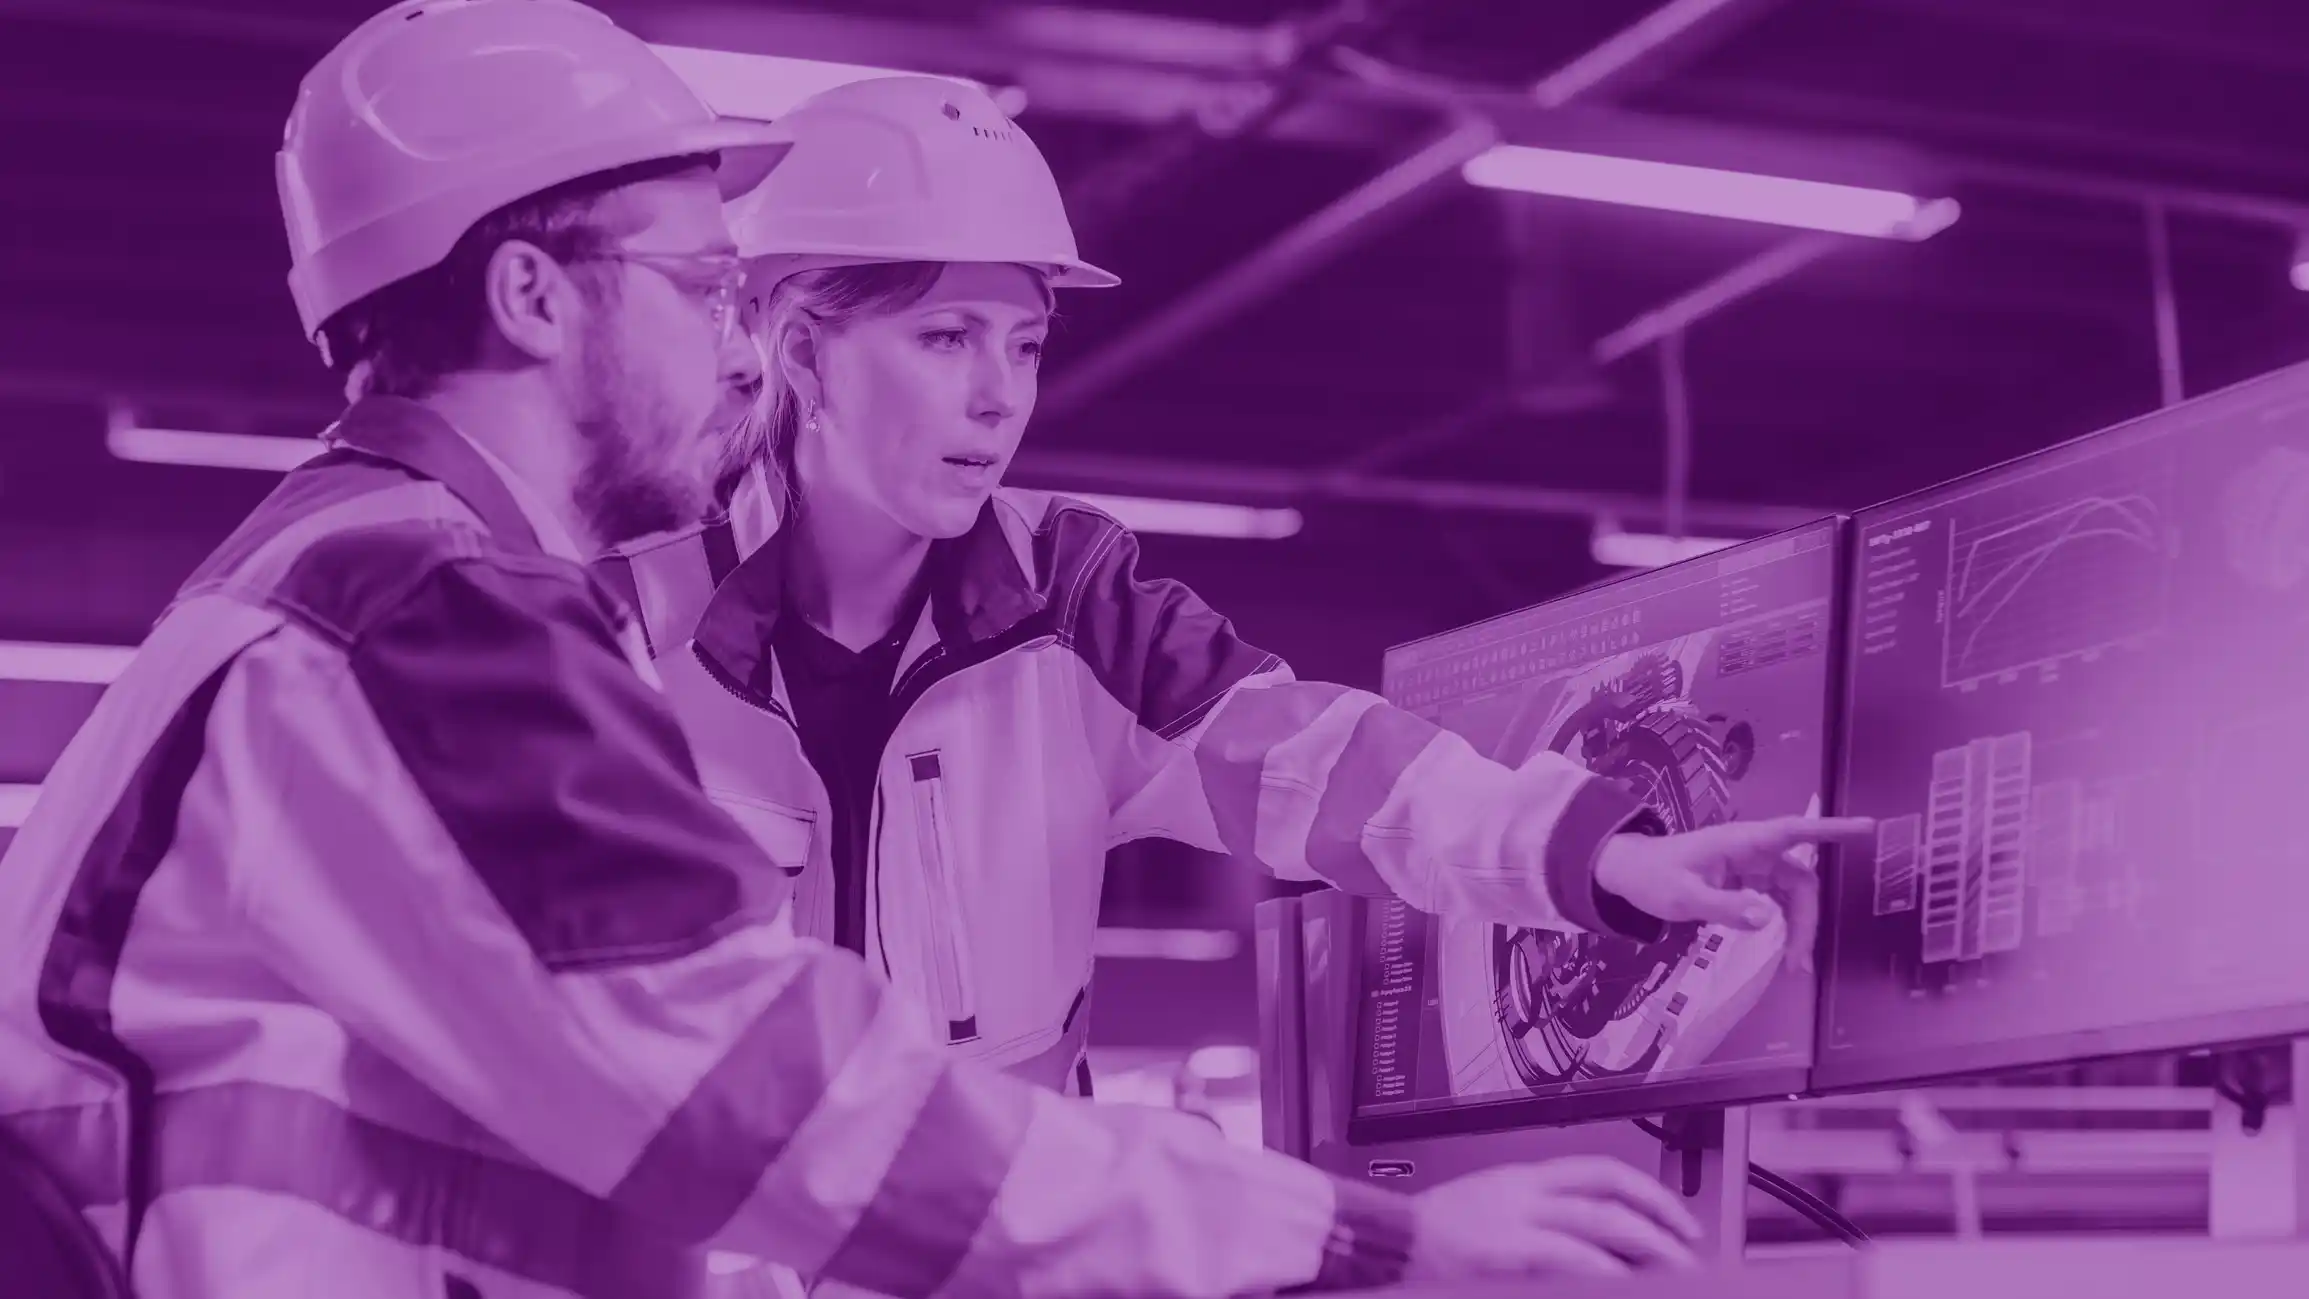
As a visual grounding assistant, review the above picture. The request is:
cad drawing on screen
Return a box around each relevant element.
[1433,636,1793,1094]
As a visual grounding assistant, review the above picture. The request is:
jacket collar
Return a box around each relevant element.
[321,396,567,560]
[692,492,1049,694]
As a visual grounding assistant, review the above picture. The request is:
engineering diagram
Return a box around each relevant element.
[1872,734,2165,988]
[1433,633,1793,1094]
[1941,488,2174,689]
[1874,734,2033,968]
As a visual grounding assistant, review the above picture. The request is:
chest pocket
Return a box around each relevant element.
[708,789,817,933]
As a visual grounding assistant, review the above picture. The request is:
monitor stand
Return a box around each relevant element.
[1652,1105,1751,1259]
[2208,1038,2309,1240]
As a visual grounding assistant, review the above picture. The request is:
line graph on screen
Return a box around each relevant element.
[1939,477,2174,689]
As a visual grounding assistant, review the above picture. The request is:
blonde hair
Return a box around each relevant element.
[729,261,1056,513]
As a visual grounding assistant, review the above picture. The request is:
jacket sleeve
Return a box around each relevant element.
[223,554,1416,1299]
[1066,513,1666,940]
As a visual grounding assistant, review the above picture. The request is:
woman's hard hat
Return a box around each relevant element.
[726,75,1119,296]
[277,0,796,342]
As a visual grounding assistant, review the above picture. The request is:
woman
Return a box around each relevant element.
[597,74,1867,1097]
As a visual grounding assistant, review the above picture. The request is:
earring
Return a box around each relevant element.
[805,408,821,435]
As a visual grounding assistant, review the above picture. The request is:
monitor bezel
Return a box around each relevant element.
[1344,514,1851,1141]
[1808,358,2309,1095]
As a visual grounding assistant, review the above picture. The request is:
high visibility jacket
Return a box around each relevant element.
[593,469,1668,1098]
[0,397,1419,1299]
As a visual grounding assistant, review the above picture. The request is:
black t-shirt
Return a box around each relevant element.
[772,594,926,958]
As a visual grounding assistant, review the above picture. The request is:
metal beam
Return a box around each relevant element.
[1037,115,1499,421]
[1592,231,1845,365]
[1054,0,1435,242]
[0,0,338,44]
[17,0,2309,235]
[1531,0,1793,109]
[1324,230,1843,488]
[1009,448,1829,533]
[1665,73,2309,201]
[639,2,1398,150]
[1320,392,1520,482]
[1037,0,1799,423]
[1857,0,2309,82]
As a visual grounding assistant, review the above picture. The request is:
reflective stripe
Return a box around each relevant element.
[1192,682,1352,861]
[1301,704,1438,897]
[176,451,417,596]
[620,532,722,655]
[1,1084,695,1299]
[610,952,885,1240]
[812,1065,1034,1299]
[37,664,234,1258]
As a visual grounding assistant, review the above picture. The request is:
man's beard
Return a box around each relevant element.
[568,321,710,548]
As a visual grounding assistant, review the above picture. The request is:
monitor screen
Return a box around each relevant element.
[1353,518,1844,1138]
[1816,362,2309,1091]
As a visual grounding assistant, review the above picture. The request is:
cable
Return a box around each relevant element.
[1748,1162,1870,1246]
[1631,1117,1870,1247]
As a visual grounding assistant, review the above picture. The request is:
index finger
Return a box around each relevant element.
[1748,815,1876,848]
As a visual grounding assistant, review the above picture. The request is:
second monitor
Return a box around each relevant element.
[1818,360,2309,1091]
[1357,517,1846,1138]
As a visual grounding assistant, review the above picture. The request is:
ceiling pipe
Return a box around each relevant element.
[1035,0,1800,422]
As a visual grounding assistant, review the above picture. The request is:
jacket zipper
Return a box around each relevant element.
[869,784,891,977]
[906,752,981,1043]
[861,623,1057,985]
[691,641,795,728]
[696,624,1050,996]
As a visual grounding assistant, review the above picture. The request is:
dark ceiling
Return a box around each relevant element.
[5,0,2309,630]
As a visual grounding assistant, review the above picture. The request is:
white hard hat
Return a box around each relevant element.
[727,75,1119,296]
[277,0,796,341]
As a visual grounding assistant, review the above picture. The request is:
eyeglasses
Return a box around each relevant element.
[572,248,747,342]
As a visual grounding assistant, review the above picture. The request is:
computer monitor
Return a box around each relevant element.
[1815,360,2309,1092]
[1353,517,1847,1139]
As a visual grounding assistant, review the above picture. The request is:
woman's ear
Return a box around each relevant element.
[775,317,825,417]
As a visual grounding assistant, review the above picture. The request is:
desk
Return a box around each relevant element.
[1343,1238,2309,1299]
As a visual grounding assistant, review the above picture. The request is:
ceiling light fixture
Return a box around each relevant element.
[1465,144,1961,241]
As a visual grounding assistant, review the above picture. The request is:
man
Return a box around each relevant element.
[0,3,1703,1296]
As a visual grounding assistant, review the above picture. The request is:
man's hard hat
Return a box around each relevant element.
[277,0,796,341]
[727,75,1119,297]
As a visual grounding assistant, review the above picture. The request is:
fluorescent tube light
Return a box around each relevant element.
[0,784,38,829]
[1065,492,1303,540]
[1592,526,1740,569]
[0,640,136,684]
[109,427,1296,541]
[649,44,1007,121]
[1186,1045,1259,1080]
[1464,144,1961,241]
[108,424,321,473]
[1092,927,1242,962]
